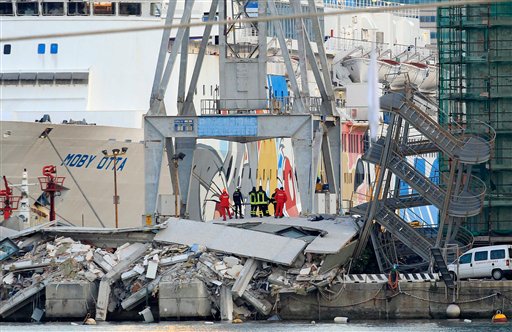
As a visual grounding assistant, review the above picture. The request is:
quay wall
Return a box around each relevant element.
[279,280,512,320]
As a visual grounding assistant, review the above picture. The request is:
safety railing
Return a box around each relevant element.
[200,96,323,115]
[364,140,487,217]
[323,0,420,18]
[382,91,496,164]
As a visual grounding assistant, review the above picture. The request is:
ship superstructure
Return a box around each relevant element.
[0,0,437,231]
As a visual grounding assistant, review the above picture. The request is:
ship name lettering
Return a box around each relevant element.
[61,153,105,170]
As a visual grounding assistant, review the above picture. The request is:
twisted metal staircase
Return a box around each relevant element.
[352,89,495,278]
[380,92,492,164]
[363,141,486,217]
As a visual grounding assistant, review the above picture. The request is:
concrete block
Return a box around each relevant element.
[223,256,240,268]
[220,285,233,321]
[159,278,211,318]
[159,298,211,318]
[160,253,191,266]
[241,289,272,316]
[94,281,111,321]
[146,260,158,279]
[45,281,98,318]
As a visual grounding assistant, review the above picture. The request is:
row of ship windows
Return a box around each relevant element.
[0,2,160,17]
[2,43,59,54]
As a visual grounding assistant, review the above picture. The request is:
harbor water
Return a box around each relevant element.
[0,320,511,332]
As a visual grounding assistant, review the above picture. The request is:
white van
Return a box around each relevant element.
[447,245,512,280]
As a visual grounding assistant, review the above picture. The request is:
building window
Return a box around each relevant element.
[42,2,64,16]
[150,3,161,16]
[0,2,14,15]
[430,31,437,39]
[50,43,58,54]
[17,2,39,16]
[93,2,115,16]
[38,44,46,54]
[68,2,90,16]
[119,3,141,16]
[3,44,11,55]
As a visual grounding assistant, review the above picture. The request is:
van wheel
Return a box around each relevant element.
[449,271,457,281]
[492,269,503,281]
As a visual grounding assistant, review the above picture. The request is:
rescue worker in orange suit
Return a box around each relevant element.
[275,187,288,218]
[219,189,232,221]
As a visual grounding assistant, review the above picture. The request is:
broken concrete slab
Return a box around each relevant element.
[220,285,233,321]
[154,219,306,265]
[160,253,192,266]
[268,269,290,287]
[231,258,259,298]
[93,252,113,272]
[94,281,111,321]
[121,270,139,281]
[2,259,50,272]
[95,243,150,321]
[241,289,272,316]
[0,276,53,318]
[0,226,19,241]
[121,276,161,311]
[146,260,158,279]
[226,264,244,278]
[103,243,150,281]
[223,216,359,254]
[224,256,240,268]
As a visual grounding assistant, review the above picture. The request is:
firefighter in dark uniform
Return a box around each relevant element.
[249,187,258,217]
[257,186,270,217]
[232,187,244,219]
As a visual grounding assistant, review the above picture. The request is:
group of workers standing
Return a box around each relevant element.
[218,186,288,221]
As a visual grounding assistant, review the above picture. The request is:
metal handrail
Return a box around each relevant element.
[351,190,474,251]
[390,140,487,205]
[200,96,323,115]
[394,92,497,151]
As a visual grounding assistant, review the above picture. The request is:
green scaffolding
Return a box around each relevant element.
[438,3,512,238]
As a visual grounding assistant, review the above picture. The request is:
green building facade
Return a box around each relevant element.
[438,3,512,242]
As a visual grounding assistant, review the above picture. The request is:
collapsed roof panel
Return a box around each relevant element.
[154,219,306,266]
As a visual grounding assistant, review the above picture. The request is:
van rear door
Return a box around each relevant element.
[490,248,507,272]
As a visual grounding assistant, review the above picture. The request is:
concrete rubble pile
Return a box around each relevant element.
[0,231,344,321]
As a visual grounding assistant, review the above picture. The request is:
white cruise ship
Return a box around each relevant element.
[0,0,437,229]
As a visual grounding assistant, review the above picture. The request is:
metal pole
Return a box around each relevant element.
[114,156,119,228]
[174,159,180,217]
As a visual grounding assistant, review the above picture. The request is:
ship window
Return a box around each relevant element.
[68,2,89,16]
[93,2,115,16]
[0,2,13,15]
[42,2,64,16]
[119,3,140,16]
[50,43,58,54]
[38,44,45,54]
[150,3,161,17]
[17,2,39,16]
[3,44,11,55]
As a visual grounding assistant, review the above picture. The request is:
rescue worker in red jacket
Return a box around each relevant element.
[275,187,287,218]
[219,189,232,221]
